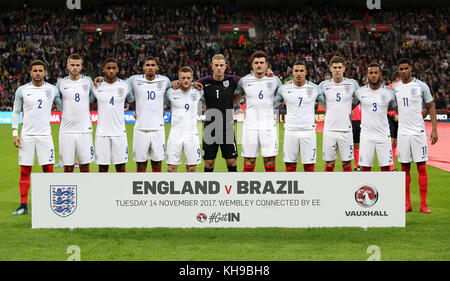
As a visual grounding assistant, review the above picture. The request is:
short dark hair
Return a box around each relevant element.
[250,51,268,63]
[293,60,307,68]
[367,62,382,71]
[29,60,47,71]
[329,56,346,66]
[144,56,158,64]
[102,58,119,68]
[67,53,83,62]
[178,66,193,74]
[398,58,412,67]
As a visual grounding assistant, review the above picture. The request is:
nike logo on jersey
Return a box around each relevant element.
[205,84,211,87]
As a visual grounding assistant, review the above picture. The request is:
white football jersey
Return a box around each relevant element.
[12,82,60,136]
[236,74,282,130]
[56,75,95,134]
[318,78,359,132]
[355,85,397,141]
[167,87,203,132]
[274,80,323,131]
[94,79,132,136]
[393,78,433,136]
[127,74,171,130]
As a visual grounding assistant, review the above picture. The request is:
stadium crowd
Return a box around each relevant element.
[0,3,448,111]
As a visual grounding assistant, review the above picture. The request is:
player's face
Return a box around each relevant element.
[211,59,227,77]
[293,65,307,84]
[179,71,193,89]
[67,59,83,76]
[251,57,268,76]
[143,60,158,77]
[398,63,412,80]
[30,65,46,83]
[367,66,382,85]
[330,63,345,79]
[102,62,119,80]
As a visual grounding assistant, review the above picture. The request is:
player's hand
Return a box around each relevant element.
[193,82,203,90]
[430,129,438,145]
[394,114,399,122]
[13,136,20,148]
[349,112,353,120]
[93,77,103,87]
[133,112,137,119]
[172,80,180,90]
[266,69,274,77]
[421,108,428,118]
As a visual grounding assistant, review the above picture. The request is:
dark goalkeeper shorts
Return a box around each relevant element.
[202,128,238,160]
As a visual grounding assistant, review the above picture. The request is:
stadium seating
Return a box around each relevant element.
[0,3,448,111]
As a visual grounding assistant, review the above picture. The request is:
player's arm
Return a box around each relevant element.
[426,101,438,144]
[165,88,174,109]
[93,76,103,87]
[126,76,136,111]
[199,89,205,107]
[315,84,326,108]
[420,81,438,144]
[86,76,97,110]
[317,81,326,109]
[351,80,361,110]
[54,80,62,111]
[273,82,284,109]
[387,89,398,112]
[234,78,245,106]
[11,87,23,148]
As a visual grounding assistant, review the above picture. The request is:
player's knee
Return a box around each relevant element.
[204,160,215,169]
[244,158,256,166]
[186,165,196,172]
[167,165,177,172]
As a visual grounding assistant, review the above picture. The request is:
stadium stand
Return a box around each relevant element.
[0,2,448,111]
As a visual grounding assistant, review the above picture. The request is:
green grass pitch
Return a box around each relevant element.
[0,123,449,261]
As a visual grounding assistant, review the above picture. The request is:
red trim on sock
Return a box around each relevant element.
[243,164,255,172]
[42,164,53,173]
[342,165,352,172]
[152,169,162,173]
[303,164,315,172]
[325,164,335,172]
[380,166,391,172]
[361,166,372,172]
[264,165,276,172]
[285,164,297,172]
